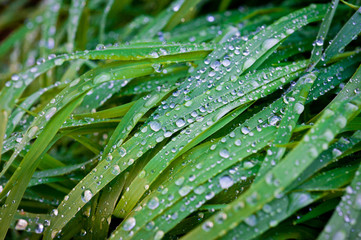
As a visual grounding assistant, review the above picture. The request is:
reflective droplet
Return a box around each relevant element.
[94,73,111,84]
[149,121,162,132]
[219,175,234,189]
[294,102,304,114]
[176,118,186,128]
[262,38,279,50]
[81,189,93,203]
[15,219,28,230]
[123,217,136,231]
[147,197,160,210]
[45,107,57,120]
[35,223,44,234]
[219,148,230,158]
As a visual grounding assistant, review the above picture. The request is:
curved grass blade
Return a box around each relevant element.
[308,0,339,70]
[67,0,86,51]
[255,72,317,179]
[182,83,361,239]
[0,92,86,240]
[323,7,361,62]
[317,161,361,240]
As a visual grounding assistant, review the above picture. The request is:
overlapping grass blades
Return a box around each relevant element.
[0,0,361,239]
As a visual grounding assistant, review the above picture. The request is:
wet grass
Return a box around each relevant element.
[0,0,361,239]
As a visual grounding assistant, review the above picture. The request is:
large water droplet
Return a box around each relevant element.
[35,223,44,234]
[294,102,304,114]
[45,107,57,120]
[94,73,111,84]
[149,121,162,132]
[122,217,136,232]
[243,58,256,71]
[219,148,230,158]
[154,230,164,240]
[147,197,160,210]
[15,219,28,230]
[176,118,186,128]
[262,38,279,50]
[81,189,93,203]
[219,175,234,189]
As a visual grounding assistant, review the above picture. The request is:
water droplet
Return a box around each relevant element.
[332,148,342,157]
[94,73,111,84]
[123,217,136,231]
[210,60,221,70]
[241,126,250,134]
[149,121,162,132]
[219,175,234,189]
[15,219,28,230]
[154,230,164,240]
[324,129,334,141]
[294,102,304,114]
[355,193,361,210]
[206,15,215,22]
[45,107,57,120]
[243,58,256,71]
[81,189,93,203]
[144,94,160,107]
[35,223,44,234]
[54,58,64,66]
[179,185,192,196]
[333,231,346,240]
[234,139,242,146]
[175,176,185,186]
[244,214,257,226]
[112,165,121,175]
[262,38,279,50]
[222,59,231,67]
[28,126,39,138]
[268,115,281,126]
[315,38,324,46]
[286,29,295,34]
[147,197,159,210]
[51,209,58,216]
[335,115,347,128]
[176,118,186,128]
[219,148,230,158]
[202,221,214,231]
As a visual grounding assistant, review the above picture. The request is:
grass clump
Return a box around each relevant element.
[0,0,361,239]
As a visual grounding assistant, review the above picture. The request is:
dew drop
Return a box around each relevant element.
[154,230,164,240]
[262,38,279,50]
[241,126,250,134]
[93,73,111,84]
[147,197,160,210]
[54,58,64,66]
[244,214,257,226]
[149,121,162,132]
[179,185,192,196]
[123,217,136,231]
[294,102,304,114]
[81,189,93,203]
[15,219,28,230]
[28,126,39,138]
[112,165,121,175]
[35,223,44,234]
[222,59,231,67]
[219,175,234,189]
[202,221,214,231]
[45,107,57,120]
[219,148,230,158]
[243,58,256,71]
[176,118,186,128]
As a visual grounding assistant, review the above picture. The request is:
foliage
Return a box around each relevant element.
[0,0,361,239]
